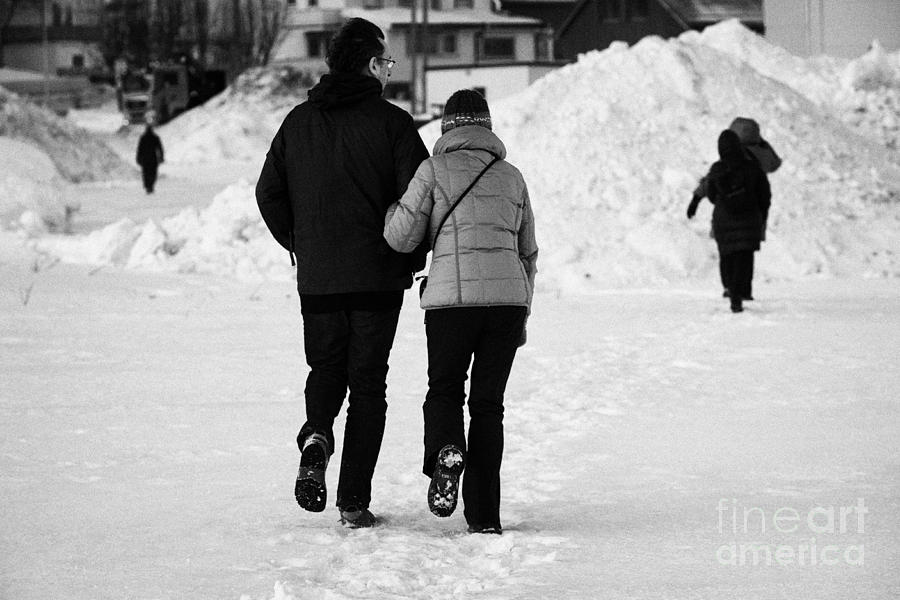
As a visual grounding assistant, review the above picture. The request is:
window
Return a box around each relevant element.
[442,33,457,54]
[600,0,623,22]
[52,2,62,26]
[306,31,327,57]
[65,5,73,26]
[72,54,84,69]
[454,0,474,7]
[308,0,317,6]
[630,0,648,20]
[384,82,411,101]
[408,32,457,55]
[399,0,412,6]
[286,0,295,4]
[535,33,551,60]
[431,0,441,10]
[482,36,516,60]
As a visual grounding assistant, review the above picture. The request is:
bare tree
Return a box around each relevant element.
[253,0,284,66]
[210,0,285,76]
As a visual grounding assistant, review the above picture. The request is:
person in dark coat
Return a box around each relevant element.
[698,130,771,313]
[255,17,429,528]
[135,124,164,194]
[687,117,780,299]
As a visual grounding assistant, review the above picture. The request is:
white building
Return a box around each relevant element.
[764,0,900,58]
[272,0,557,113]
[2,0,105,74]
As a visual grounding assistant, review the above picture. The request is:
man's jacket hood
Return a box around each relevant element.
[307,72,382,109]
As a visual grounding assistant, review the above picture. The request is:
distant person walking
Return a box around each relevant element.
[136,124,164,194]
[384,90,538,534]
[691,129,771,313]
[255,18,428,528]
[687,117,780,300]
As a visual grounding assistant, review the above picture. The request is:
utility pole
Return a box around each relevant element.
[42,0,49,107]
[422,0,428,115]
[410,0,418,114]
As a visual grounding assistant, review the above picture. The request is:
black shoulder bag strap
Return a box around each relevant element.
[431,152,500,251]
[418,151,499,298]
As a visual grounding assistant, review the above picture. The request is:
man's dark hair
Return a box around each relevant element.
[326,18,386,74]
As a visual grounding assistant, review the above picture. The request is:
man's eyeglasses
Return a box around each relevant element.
[374,57,397,70]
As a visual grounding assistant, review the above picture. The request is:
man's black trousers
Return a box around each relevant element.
[297,306,401,511]
[423,305,526,528]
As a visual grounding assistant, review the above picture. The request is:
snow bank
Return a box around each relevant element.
[417,21,900,288]
[0,86,133,183]
[30,22,900,290]
[160,66,315,163]
[0,137,78,233]
[33,180,293,281]
[695,21,900,151]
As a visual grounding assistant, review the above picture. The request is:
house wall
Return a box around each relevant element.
[765,0,900,58]
[555,0,683,61]
[4,41,102,73]
[500,1,576,31]
[4,0,104,72]
[426,62,556,107]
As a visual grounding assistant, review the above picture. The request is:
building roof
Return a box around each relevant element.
[281,7,542,30]
[500,0,577,4]
[659,0,762,24]
[341,7,542,28]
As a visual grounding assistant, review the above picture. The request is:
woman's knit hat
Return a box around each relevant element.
[441,89,492,134]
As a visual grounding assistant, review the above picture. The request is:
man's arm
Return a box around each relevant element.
[255,125,293,251]
[393,114,430,198]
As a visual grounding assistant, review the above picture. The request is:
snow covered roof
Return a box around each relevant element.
[659,0,762,25]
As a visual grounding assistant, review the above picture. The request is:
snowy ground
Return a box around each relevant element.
[2,231,899,599]
[3,22,900,598]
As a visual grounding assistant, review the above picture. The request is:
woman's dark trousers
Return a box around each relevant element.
[722,250,755,304]
[720,251,754,299]
[297,307,401,511]
[423,306,526,528]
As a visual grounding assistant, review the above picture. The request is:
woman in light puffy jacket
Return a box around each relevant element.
[384,90,538,534]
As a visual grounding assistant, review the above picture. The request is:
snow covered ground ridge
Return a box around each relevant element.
[158,66,315,163]
[0,86,132,183]
[32,180,294,281]
[25,21,900,288]
[419,20,900,288]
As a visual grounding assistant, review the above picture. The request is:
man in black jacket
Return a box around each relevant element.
[256,18,429,528]
[136,124,164,194]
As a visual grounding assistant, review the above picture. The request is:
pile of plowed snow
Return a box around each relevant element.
[34,180,293,281]
[0,137,74,233]
[29,22,900,289]
[415,20,900,288]
[160,65,315,163]
[0,86,133,183]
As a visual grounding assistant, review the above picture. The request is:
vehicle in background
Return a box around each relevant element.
[119,62,226,125]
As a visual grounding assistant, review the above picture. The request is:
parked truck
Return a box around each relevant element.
[119,62,226,125]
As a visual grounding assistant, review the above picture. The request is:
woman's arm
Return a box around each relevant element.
[384,160,436,254]
[518,183,538,311]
